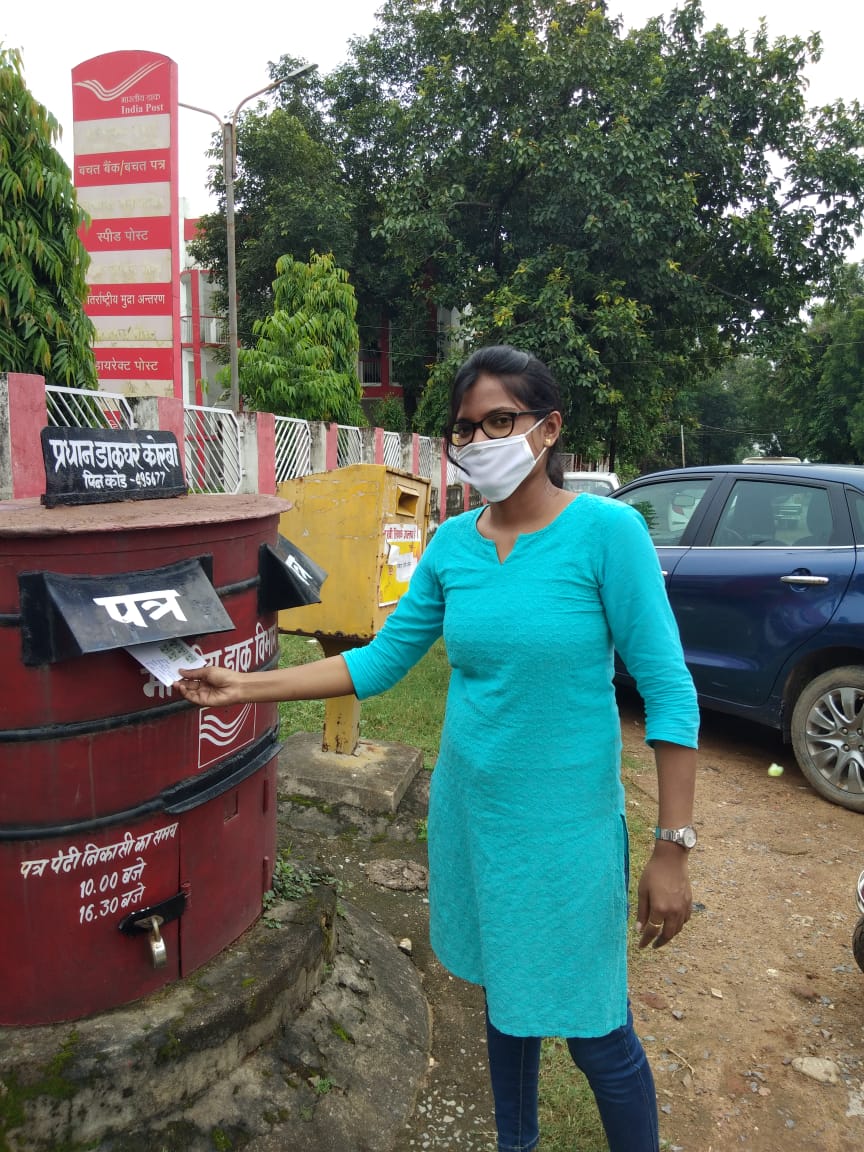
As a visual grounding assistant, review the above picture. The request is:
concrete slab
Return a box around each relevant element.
[0,888,430,1152]
[278,731,425,813]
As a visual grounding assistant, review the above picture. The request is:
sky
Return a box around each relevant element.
[2,0,384,216]
[2,1,861,221]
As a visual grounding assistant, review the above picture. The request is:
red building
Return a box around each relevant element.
[180,217,225,406]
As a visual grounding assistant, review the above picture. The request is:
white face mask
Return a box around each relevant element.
[453,417,547,502]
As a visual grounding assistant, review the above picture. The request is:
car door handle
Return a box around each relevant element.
[780,574,829,585]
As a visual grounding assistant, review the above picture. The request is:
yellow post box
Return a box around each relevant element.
[276,464,431,754]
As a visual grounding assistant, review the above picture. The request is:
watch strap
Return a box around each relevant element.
[655,825,697,849]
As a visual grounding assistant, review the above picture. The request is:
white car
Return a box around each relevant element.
[562,471,620,496]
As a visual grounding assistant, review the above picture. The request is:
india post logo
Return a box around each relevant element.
[198,703,256,770]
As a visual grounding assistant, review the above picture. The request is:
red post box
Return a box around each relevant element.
[0,494,301,1025]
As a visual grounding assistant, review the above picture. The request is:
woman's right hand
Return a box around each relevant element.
[175,664,244,708]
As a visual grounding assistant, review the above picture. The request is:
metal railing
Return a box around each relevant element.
[417,435,434,478]
[382,430,402,469]
[358,356,382,385]
[446,456,462,485]
[40,385,456,508]
[274,416,312,482]
[181,315,227,346]
[183,405,242,494]
[45,385,136,430]
[336,424,363,468]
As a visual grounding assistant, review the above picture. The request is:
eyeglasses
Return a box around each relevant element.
[449,409,550,447]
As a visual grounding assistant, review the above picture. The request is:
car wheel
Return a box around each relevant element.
[791,666,864,813]
[854,917,864,974]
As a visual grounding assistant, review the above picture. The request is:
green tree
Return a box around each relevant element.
[338,0,864,467]
[666,355,784,470]
[187,62,354,350]
[0,45,95,384]
[772,263,864,463]
[367,393,407,432]
[238,251,365,423]
[323,49,440,422]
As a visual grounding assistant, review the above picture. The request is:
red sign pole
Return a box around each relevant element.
[72,52,182,400]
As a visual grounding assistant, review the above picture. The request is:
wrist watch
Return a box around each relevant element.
[655,825,697,850]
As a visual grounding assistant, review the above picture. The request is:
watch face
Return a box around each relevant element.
[682,827,697,849]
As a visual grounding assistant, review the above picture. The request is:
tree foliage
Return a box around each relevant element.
[0,45,96,384]
[333,0,864,465]
[187,63,354,351]
[671,355,784,470]
[187,4,864,464]
[654,265,864,469]
[238,251,365,423]
[770,263,864,463]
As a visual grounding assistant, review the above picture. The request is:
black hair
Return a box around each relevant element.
[444,345,564,487]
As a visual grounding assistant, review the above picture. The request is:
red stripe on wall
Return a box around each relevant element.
[86,283,174,316]
[74,149,172,186]
[95,347,175,379]
[80,217,173,251]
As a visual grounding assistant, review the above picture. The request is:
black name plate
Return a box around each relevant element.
[41,427,187,507]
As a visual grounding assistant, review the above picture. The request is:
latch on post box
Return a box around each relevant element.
[118,890,188,969]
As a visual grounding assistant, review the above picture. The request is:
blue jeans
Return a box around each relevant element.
[485,1005,659,1152]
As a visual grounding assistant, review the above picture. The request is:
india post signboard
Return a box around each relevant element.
[72,51,181,398]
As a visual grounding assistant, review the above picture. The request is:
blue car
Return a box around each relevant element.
[612,463,864,813]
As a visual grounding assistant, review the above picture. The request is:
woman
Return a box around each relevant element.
[177,345,699,1152]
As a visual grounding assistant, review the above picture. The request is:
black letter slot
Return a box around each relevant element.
[18,556,234,666]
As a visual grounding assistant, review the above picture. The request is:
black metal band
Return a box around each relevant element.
[0,654,279,743]
[0,726,281,841]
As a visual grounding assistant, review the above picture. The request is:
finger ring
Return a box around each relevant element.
[648,921,663,929]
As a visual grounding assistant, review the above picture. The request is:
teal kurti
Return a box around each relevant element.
[343,495,698,1038]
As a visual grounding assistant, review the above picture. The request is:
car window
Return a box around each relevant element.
[615,479,711,545]
[710,480,833,547]
[562,477,615,496]
[845,488,864,545]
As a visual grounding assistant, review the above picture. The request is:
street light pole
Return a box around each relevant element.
[222,117,239,414]
[180,63,317,413]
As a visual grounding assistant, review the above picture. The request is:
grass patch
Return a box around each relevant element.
[538,1043,609,1152]
[263,848,338,915]
[277,636,327,737]
[358,638,450,763]
[276,634,450,764]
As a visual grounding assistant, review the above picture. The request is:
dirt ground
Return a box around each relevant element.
[619,691,864,1152]
[285,689,864,1152]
